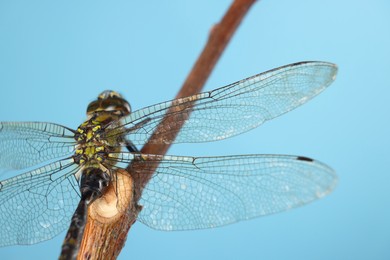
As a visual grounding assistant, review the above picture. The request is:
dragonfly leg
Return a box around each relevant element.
[124,140,139,153]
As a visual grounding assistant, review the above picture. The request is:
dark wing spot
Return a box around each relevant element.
[296,156,314,162]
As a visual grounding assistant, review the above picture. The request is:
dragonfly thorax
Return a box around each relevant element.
[73,91,129,173]
[73,144,106,165]
[73,118,120,167]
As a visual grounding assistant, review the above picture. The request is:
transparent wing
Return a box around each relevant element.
[0,158,80,246]
[109,61,337,145]
[114,153,337,230]
[0,122,76,170]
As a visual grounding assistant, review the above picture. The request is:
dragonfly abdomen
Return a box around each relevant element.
[60,166,111,260]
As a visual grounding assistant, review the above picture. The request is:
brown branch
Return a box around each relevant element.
[77,0,257,259]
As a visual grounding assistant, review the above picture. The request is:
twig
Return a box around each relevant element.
[77,1,257,259]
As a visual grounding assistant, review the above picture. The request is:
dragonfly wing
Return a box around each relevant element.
[113,61,337,145]
[117,153,337,230]
[0,122,76,170]
[0,158,80,246]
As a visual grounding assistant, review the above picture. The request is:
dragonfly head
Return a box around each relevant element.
[87,90,131,116]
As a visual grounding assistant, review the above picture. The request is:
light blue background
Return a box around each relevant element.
[0,1,389,259]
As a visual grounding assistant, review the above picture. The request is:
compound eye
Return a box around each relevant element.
[98,90,122,100]
[87,90,131,116]
[87,101,99,115]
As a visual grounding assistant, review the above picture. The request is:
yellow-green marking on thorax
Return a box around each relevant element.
[73,90,131,169]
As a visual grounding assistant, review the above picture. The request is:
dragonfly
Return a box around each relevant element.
[0,61,337,257]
